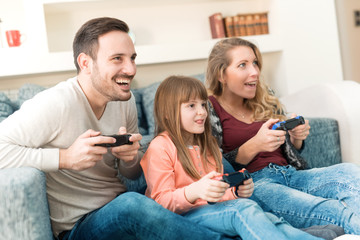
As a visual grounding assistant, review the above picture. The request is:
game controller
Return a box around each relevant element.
[271,116,305,131]
[208,168,251,204]
[95,134,132,147]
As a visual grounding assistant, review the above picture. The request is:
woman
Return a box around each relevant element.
[206,37,360,235]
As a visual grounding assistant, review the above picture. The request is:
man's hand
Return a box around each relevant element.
[111,127,142,164]
[59,129,116,171]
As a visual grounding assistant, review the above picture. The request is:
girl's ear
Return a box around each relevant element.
[77,53,92,74]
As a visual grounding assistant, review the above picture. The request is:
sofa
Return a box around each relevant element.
[0,76,359,239]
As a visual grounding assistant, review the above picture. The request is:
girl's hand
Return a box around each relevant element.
[236,178,254,198]
[185,171,229,203]
[288,113,310,149]
[253,118,286,152]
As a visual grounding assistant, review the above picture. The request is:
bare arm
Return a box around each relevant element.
[235,119,286,165]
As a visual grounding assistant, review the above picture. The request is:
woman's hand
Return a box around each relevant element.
[236,118,286,165]
[253,118,286,152]
[235,178,254,198]
[288,113,310,149]
[185,171,229,203]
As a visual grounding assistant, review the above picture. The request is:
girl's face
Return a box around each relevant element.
[180,97,207,143]
[221,46,259,99]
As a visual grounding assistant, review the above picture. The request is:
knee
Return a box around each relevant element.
[116,192,149,208]
[227,198,262,213]
[115,192,166,218]
[336,163,360,175]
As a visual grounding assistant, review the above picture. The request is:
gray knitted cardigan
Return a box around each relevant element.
[208,101,308,171]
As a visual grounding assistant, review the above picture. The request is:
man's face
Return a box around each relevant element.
[91,30,137,102]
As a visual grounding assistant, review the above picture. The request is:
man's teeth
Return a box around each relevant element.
[116,79,130,84]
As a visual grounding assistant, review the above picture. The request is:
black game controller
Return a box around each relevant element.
[271,116,305,131]
[95,134,132,147]
[208,168,251,204]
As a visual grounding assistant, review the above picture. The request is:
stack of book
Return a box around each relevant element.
[209,12,269,39]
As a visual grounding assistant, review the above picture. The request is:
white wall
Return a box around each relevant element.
[335,0,360,84]
[0,0,348,98]
[274,0,343,95]
[0,0,25,49]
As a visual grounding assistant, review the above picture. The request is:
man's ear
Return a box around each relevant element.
[77,53,92,74]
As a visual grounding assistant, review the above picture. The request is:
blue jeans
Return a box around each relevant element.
[250,163,360,234]
[182,198,321,240]
[60,192,231,240]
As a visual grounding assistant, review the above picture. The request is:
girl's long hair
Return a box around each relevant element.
[206,37,286,121]
[154,75,222,179]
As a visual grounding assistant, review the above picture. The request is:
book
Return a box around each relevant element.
[253,13,262,35]
[224,16,235,37]
[209,13,226,39]
[260,12,269,34]
[245,14,255,36]
[237,14,248,36]
[233,15,241,36]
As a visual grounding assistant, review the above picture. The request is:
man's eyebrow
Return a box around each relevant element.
[109,52,137,58]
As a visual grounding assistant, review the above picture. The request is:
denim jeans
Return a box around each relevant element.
[60,192,230,240]
[250,163,360,234]
[182,198,321,240]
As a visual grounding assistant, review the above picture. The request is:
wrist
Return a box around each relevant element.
[118,154,140,168]
[184,183,198,203]
[59,149,70,169]
[290,137,303,149]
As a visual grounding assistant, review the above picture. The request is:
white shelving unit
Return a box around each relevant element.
[0,0,344,97]
[0,0,279,76]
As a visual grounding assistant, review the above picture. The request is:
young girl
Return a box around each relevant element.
[141,75,322,240]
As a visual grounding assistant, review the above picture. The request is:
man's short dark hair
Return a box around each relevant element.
[73,17,129,73]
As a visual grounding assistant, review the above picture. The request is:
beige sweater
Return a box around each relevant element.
[0,77,140,235]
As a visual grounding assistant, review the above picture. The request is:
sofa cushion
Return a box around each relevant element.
[132,88,148,136]
[140,73,205,139]
[192,73,205,83]
[0,92,16,122]
[301,118,342,168]
[17,84,46,107]
[141,81,161,138]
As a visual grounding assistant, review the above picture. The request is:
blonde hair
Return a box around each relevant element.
[154,75,223,179]
[206,37,286,121]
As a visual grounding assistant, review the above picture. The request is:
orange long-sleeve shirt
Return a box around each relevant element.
[141,132,236,214]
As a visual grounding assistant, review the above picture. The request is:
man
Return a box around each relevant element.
[0,17,228,240]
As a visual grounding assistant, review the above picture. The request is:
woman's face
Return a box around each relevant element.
[221,46,260,99]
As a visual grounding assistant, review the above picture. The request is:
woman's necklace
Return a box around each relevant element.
[219,99,247,119]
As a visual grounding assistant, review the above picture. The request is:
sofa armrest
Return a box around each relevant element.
[0,167,53,240]
[280,80,360,164]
